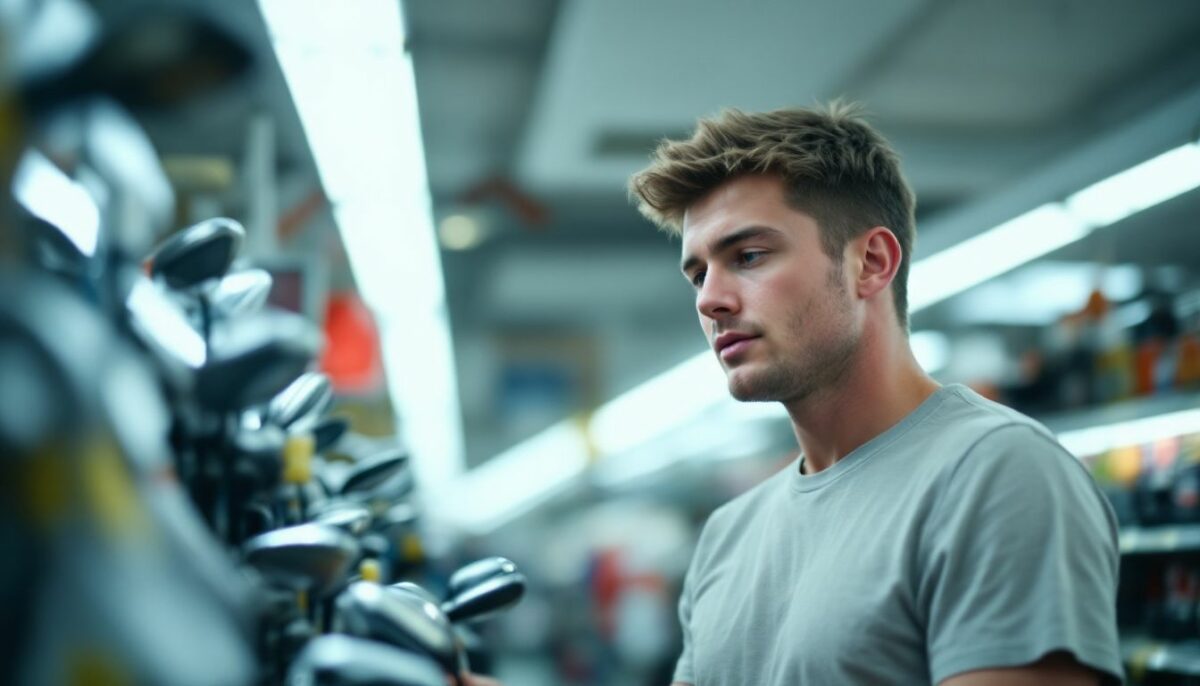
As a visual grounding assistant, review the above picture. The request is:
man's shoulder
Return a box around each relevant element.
[913,385,1064,466]
[929,384,1055,442]
[921,386,1100,500]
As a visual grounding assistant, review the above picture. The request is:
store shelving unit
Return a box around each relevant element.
[1119,525,1200,555]
[1042,391,1200,682]
[1039,389,1200,437]
[1123,633,1200,678]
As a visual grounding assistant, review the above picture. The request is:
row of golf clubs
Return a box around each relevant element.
[0,2,525,684]
[141,214,528,684]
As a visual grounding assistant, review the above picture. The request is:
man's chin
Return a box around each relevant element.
[727,373,773,402]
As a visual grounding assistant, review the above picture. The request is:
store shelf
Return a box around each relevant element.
[1123,633,1200,677]
[1120,525,1200,555]
[1039,390,1200,436]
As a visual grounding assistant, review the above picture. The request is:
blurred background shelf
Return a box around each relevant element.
[1041,391,1200,436]
[1123,633,1200,678]
[1120,525,1200,555]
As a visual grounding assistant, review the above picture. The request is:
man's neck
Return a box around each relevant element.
[786,331,939,475]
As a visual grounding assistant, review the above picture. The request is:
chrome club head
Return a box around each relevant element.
[210,268,273,319]
[336,581,459,675]
[446,557,519,599]
[267,371,333,432]
[441,572,526,624]
[286,634,446,686]
[147,217,244,290]
[242,523,359,597]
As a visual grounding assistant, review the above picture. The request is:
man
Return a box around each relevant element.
[627,104,1122,686]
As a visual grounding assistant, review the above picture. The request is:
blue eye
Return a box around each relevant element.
[738,251,765,266]
[690,270,706,288]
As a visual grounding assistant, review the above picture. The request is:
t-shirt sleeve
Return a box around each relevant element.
[672,547,698,685]
[918,423,1123,685]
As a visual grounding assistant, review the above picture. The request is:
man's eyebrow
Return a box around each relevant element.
[680,225,781,274]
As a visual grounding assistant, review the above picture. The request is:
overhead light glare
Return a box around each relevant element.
[446,421,589,534]
[909,203,1090,312]
[260,0,464,488]
[1065,142,1200,228]
[590,351,727,456]
[258,0,405,49]
[910,330,950,374]
[1058,407,1200,458]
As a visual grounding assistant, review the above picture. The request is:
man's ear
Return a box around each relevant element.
[853,227,901,300]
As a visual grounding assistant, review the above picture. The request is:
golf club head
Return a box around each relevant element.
[286,634,446,686]
[195,310,320,412]
[231,423,286,489]
[340,449,409,497]
[242,523,359,597]
[389,581,437,606]
[22,7,254,114]
[11,150,94,276]
[210,268,273,320]
[446,557,519,600]
[313,503,372,537]
[314,416,351,454]
[441,572,526,625]
[336,581,458,675]
[268,371,333,432]
[10,0,100,87]
[80,99,175,251]
[147,217,244,291]
[123,273,204,387]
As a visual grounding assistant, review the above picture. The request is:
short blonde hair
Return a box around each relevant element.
[628,102,916,327]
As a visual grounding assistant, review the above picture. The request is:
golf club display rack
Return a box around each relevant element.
[0,3,526,685]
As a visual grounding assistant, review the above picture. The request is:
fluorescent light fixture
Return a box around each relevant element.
[1057,408,1200,458]
[910,141,1200,313]
[448,420,589,534]
[333,203,444,312]
[260,0,465,486]
[1065,143,1200,228]
[590,351,727,456]
[377,307,464,491]
[12,149,101,257]
[910,330,950,374]
[908,203,1090,312]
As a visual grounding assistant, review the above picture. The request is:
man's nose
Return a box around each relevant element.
[696,269,739,321]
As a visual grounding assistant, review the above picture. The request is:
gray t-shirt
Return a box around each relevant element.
[673,384,1122,685]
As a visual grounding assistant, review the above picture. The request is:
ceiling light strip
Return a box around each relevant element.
[259,0,465,489]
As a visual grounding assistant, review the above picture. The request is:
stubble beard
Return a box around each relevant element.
[726,268,860,404]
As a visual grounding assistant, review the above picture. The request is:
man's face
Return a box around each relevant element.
[680,175,861,403]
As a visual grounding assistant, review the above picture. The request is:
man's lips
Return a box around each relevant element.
[714,332,759,359]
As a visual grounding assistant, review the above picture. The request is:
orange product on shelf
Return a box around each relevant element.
[1176,331,1200,387]
[1135,339,1164,396]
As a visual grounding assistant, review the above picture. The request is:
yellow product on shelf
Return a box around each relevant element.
[1105,445,1144,487]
